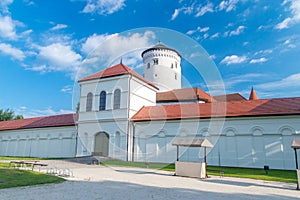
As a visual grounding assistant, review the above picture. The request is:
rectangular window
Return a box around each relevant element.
[153,58,158,65]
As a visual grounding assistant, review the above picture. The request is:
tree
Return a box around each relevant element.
[0,109,24,121]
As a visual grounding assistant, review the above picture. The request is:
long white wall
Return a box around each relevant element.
[0,126,77,158]
[133,115,300,170]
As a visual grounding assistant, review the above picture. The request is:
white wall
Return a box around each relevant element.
[133,115,300,170]
[77,74,157,160]
[0,126,77,158]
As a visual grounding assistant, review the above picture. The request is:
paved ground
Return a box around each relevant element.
[1,160,299,200]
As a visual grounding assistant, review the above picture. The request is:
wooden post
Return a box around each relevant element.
[295,148,299,170]
[294,148,299,190]
[204,147,207,164]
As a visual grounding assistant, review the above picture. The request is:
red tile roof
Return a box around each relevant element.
[157,88,214,103]
[78,63,159,90]
[131,97,300,121]
[0,113,77,131]
[214,93,246,102]
[249,87,259,100]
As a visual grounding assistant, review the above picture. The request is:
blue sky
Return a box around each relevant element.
[0,0,300,118]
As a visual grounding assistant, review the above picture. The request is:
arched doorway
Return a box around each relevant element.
[93,132,109,156]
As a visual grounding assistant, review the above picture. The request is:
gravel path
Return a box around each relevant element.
[1,160,299,200]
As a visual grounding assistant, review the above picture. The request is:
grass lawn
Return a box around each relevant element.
[101,160,298,183]
[0,162,65,189]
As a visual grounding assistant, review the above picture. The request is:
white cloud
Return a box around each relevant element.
[220,55,247,65]
[0,15,17,40]
[61,85,73,94]
[27,43,82,75]
[186,26,209,35]
[79,31,155,79]
[0,43,25,61]
[254,49,273,55]
[250,57,268,64]
[82,0,125,15]
[218,0,239,12]
[81,33,117,54]
[50,24,68,31]
[275,17,292,29]
[229,26,246,36]
[86,31,155,65]
[210,32,219,39]
[0,0,13,13]
[256,73,300,90]
[195,2,214,17]
[171,8,180,20]
[16,107,74,118]
[275,0,300,29]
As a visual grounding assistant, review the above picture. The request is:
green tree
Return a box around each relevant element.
[0,109,24,121]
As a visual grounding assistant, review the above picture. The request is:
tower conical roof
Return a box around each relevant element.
[141,42,181,57]
[249,87,258,100]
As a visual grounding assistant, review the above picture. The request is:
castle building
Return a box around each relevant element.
[0,43,300,170]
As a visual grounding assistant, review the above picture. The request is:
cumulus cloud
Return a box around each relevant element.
[81,33,118,54]
[0,15,18,40]
[275,0,300,29]
[0,43,25,61]
[26,43,82,76]
[61,85,73,94]
[50,24,68,31]
[82,0,125,15]
[0,0,13,13]
[217,0,239,12]
[186,26,209,35]
[210,32,219,39]
[171,8,180,20]
[229,26,246,36]
[85,31,155,65]
[250,57,268,64]
[220,55,247,65]
[79,31,155,79]
[195,2,214,17]
[16,107,74,118]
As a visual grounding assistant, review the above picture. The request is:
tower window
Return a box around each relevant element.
[153,58,158,65]
[175,62,178,68]
[171,63,173,68]
[147,63,150,69]
[175,73,177,80]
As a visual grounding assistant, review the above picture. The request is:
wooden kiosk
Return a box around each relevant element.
[291,139,300,190]
[172,138,213,179]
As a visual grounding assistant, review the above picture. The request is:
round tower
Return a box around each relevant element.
[141,43,182,91]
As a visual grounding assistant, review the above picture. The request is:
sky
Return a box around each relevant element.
[0,0,300,118]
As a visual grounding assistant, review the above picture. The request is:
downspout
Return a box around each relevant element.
[75,123,79,157]
[126,74,132,161]
[132,122,136,162]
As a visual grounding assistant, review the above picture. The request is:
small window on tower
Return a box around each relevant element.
[175,62,178,68]
[153,58,158,65]
[171,63,173,68]
[147,63,150,69]
[175,73,177,80]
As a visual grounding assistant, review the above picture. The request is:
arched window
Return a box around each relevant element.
[113,89,121,109]
[99,91,106,111]
[86,92,93,112]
